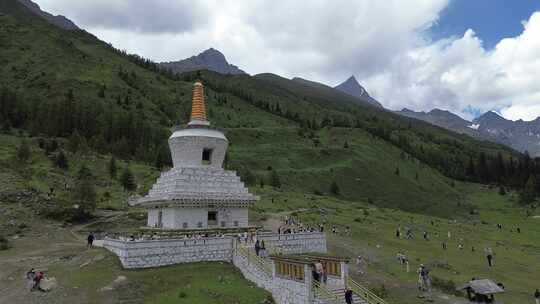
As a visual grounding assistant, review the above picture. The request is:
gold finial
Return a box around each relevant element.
[190,81,206,121]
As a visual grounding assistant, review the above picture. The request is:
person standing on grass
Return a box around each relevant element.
[534,289,540,304]
[396,226,401,238]
[87,232,95,248]
[25,268,35,291]
[356,255,365,275]
[484,247,494,267]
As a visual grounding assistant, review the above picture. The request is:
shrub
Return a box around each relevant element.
[0,236,11,250]
[330,181,340,195]
[373,284,388,298]
[178,291,187,298]
[431,276,459,295]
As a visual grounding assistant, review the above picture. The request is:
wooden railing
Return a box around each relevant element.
[236,245,273,277]
[347,277,388,304]
[312,280,342,304]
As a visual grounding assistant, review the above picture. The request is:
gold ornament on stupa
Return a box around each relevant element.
[190,81,207,121]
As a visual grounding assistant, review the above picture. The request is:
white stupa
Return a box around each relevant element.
[131,81,258,230]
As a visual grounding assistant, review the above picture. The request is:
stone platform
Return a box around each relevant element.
[103,232,327,269]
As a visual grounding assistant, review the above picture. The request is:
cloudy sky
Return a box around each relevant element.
[35,0,540,121]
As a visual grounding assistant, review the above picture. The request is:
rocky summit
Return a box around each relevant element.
[398,108,540,156]
[334,75,383,108]
[160,48,247,75]
[16,0,79,30]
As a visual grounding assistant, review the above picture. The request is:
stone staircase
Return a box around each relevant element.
[232,242,387,304]
[329,287,366,304]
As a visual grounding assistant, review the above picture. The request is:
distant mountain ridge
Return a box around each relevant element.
[16,0,79,30]
[398,108,540,156]
[334,76,383,108]
[160,48,247,75]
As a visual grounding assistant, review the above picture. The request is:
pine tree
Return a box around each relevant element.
[55,150,69,170]
[68,131,82,153]
[120,166,137,191]
[109,156,117,179]
[98,85,106,98]
[270,170,281,188]
[519,175,537,205]
[17,139,31,162]
[241,168,256,186]
[330,181,340,195]
[72,165,97,215]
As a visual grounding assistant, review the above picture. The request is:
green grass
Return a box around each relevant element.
[254,185,540,304]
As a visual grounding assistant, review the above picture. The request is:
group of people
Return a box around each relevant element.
[396,225,500,268]
[311,260,328,285]
[25,268,45,292]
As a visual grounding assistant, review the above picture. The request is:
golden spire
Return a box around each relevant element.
[190,81,207,121]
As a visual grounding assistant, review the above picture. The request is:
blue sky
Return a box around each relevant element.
[431,0,540,49]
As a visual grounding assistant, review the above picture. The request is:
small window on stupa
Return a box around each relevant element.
[202,148,213,164]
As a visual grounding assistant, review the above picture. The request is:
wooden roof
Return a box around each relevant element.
[270,254,349,264]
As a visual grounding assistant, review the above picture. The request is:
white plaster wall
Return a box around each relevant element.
[171,208,207,229]
[147,209,159,227]
[161,208,176,229]
[149,207,249,229]
[169,134,228,168]
[223,208,248,227]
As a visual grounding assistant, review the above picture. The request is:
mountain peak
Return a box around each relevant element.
[474,111,507,123]
[334,75,383,108]
[160,48,247,75]
[16,0,79,30]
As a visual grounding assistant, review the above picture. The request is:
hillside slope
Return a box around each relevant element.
[0,0,534,218]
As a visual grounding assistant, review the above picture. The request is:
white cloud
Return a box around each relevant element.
[34,1,540,121]
[363,12,540,121]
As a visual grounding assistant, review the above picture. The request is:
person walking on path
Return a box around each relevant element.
[345,288,354,304]
[259,240,267,258]
[356,255,365,275]
[315,260,324,283]
[87,232,95,248]
[484,247,494,267]
[254,240,261,256]
[534,289,540,304]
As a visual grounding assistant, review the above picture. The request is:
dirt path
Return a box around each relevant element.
[0,211,127,304]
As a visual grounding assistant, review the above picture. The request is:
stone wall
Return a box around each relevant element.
[258,232,327,254]
[103,237,233,269]
[232,248,313,304]
[104,232,327,269]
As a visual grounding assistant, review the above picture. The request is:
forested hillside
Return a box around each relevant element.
[1,0,539,219]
